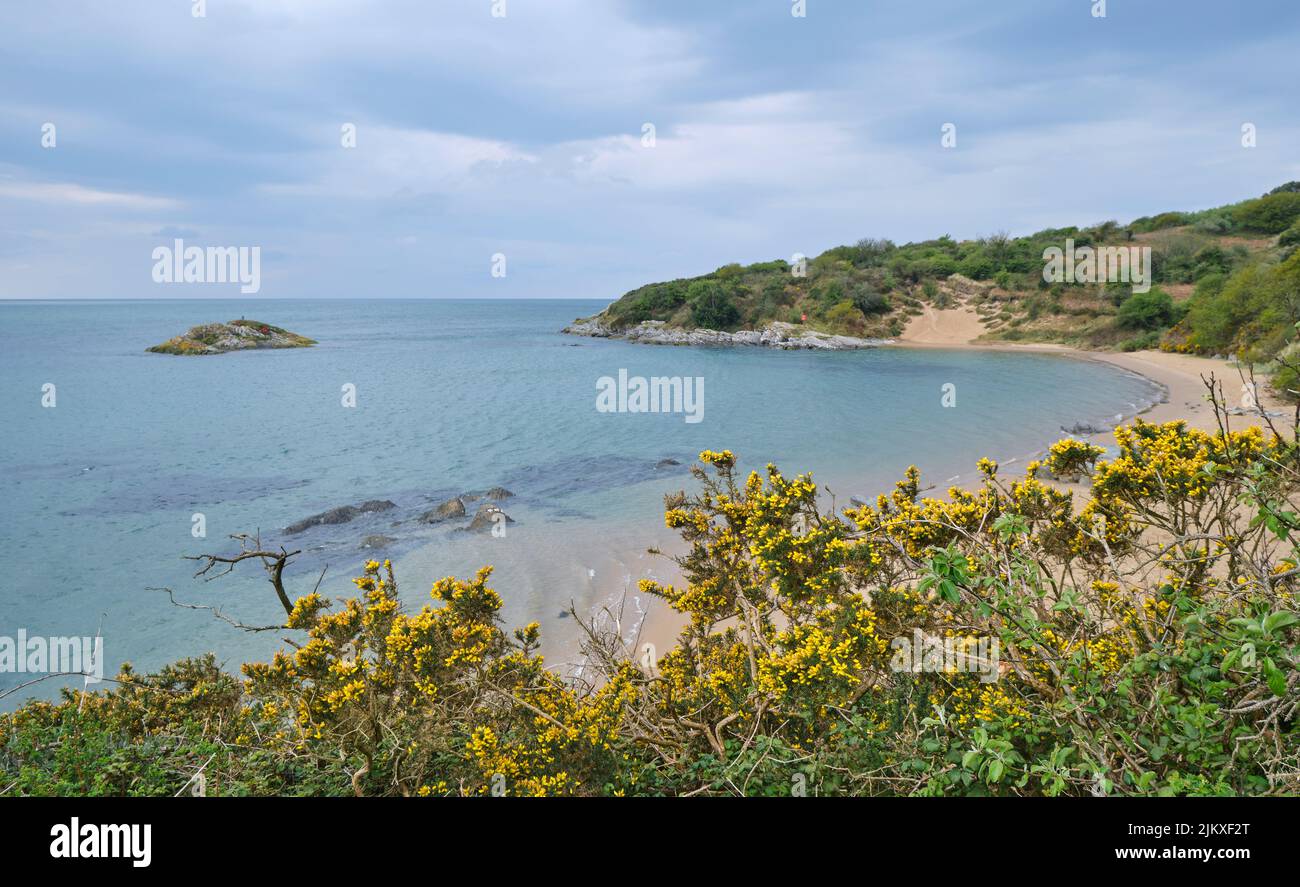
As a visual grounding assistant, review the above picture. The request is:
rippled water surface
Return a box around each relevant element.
[0,299,1164,703]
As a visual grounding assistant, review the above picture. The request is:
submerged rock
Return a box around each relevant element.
[285,499,396,534]
[360,535,395,549]
[655,458,681,469]
[420,497,466,523]
[147,320,316,355]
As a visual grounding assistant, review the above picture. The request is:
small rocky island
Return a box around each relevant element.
[147,320,316,355]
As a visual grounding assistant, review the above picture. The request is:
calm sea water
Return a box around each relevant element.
[0,299,1162,704]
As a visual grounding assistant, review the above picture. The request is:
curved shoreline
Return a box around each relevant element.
[888,337,1287,447]
[589,332,1292,658]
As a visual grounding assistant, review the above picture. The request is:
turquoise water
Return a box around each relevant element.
[0,299,1163,704]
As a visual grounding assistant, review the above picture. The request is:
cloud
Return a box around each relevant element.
[0,180,180,211]
[150,225,201,239]
[1,0,1298,299]
[260,125,538,200]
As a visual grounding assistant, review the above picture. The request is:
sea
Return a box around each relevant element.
[0,298,1165,705]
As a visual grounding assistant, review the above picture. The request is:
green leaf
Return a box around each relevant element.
[1265,662,1288,697]
[1264,611,1299,633]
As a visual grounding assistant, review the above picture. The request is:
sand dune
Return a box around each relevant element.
[899,304,988,345]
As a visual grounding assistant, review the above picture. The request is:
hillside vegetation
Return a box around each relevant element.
[589,183,1300,393]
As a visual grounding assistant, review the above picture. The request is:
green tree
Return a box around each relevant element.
[1116,288,1177,330]
[687,279,740,329]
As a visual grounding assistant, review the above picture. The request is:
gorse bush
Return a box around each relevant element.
[4,392,1298,796]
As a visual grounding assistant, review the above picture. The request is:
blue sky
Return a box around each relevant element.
[1,0,1297,299]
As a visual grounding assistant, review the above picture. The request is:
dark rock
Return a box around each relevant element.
[655,458,681,469]
[484,486,514,501]
[284,499,396,534]
[356,499,397,514]
[1060,422,1108,436]
[420,497,466,524]
[467,503,515,533]
[360,535,395,549]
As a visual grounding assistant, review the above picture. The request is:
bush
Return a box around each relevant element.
[852,285,890,315]
[1119,330,1161,351]
[811,278,845,306]
[1182,250,1300,358]
[1130,211,1189,233]
[1116,288,1177,330]
[1234,193,1300,235]
[687,279,740,330]
[826,299,867,332]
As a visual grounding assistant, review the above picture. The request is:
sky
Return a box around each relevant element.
[1,0,1297,300]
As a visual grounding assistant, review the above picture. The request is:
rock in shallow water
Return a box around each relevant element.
[466,502,515,533]
[420,497,466,523]
[284,499,396,534]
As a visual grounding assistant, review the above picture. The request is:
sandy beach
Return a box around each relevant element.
[897,304,1292,441]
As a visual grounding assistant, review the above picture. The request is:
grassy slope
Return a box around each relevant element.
[585,184,1300,363]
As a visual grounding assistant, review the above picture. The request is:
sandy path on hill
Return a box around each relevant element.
[901,304,989,345]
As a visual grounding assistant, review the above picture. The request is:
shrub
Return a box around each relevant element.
[852,285,890,315]
[1181,250,1300,360]
[1116,288,1177,330]
[687,279,740,330]
[826,299,867,332]
[1234,193,1300,235]
[1119,330,1161,351]
[1130,211,1189,233]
